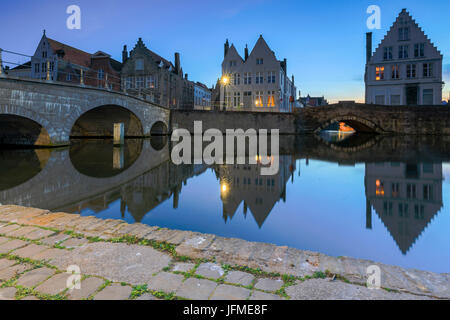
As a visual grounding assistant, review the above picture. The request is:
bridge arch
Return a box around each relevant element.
[315,115,383,134]
[70,105,144,138]
[0,111,54,146]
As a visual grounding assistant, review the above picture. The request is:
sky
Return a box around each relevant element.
[1,0,449,103]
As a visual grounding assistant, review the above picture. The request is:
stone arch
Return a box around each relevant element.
[315,115,383,134]
[150,121,168,136]
[0,110,54,146]
[70,105,144,138]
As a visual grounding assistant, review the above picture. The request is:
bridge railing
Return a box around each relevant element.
[0,47,125,93]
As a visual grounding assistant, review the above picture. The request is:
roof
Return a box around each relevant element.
[47,38,92,68]
[11,60,31,70]
[130,38,174,70]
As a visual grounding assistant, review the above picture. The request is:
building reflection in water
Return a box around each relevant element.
[365,162,444,254]
[216,155,296,228]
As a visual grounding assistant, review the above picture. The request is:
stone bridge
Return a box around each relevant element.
[0,77,170,146]
[297,102,450,135]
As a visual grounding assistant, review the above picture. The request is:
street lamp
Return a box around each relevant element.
[221,75,230,111]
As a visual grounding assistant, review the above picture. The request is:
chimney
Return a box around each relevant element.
[244,45,249,61]
[366,32,373,64]
[175,52,181,75]
[224,39,229,58]
[185,73,188,80]
[122,45,128,64]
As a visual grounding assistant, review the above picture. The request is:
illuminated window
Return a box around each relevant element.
[267,91,275,107]
[255,91,263,107]
[375,66,384,80]
[376,180,385,196]
[146,75,156,88]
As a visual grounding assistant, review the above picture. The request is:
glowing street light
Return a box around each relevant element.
[221,75,230,111]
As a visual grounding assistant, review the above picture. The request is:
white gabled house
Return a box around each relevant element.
[220,35,297,112]
[365,9,444,106]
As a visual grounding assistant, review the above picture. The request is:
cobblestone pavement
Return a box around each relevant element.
[0,205,448,300]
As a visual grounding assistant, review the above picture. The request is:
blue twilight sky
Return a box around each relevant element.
[1,0,449,102]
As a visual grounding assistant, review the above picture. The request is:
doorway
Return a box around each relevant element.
[406,86,418,105]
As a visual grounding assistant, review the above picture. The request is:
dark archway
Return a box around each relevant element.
[150,121,168,136]
[70,105,144,138]
[0,114,51,147]
[69,139,143,178]
[316,116,382,134]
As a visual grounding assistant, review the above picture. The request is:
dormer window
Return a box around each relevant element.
[256,58,264,65]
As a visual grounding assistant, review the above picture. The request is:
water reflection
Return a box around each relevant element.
[365,162,443,254]
[0,135,449,272]
[217,156,296,227]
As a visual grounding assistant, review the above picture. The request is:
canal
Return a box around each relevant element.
[1,134,449,273]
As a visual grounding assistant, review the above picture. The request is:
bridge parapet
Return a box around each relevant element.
[0,77,170,146]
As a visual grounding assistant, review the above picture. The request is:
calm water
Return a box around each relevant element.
[1,134,449,273]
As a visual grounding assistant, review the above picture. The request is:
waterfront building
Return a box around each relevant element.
[6,62,32,78]
[300,94,328,107]
[30,32,122,90]
[365,9,444,105]
[121,38,194,109]
[194,82,212,110]
[365,162,443,254]
[219,36,297,112]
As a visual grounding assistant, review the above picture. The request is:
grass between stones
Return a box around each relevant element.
[1,219,405,300]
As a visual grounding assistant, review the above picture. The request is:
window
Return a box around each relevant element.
[233,92,241,107]
[375,95,385,105]
[244,73,252,85]
[423,63,433,77]
[225,92,232,108]
[255,91,263,107]
[233,73,240,85]
[399,45,409,59]
[66,73,72,81]
[392,65,400,79]
[391,95,401,105]
[34,63,40,73]
[267,71,276,83]
[423,89,433,105]
[407,184,416,199]
[135,59,144,71]
[267,91,275,107]
[255,72,263,84]
[383,47,393,60]
[406,64,416,78]
[392,183,400,198]
[375,66,385,80]
[50,62,54,71]
[136,76,144,88]
[126,77,133,89]
[256,58,264,65]
[42,51,47,58]
[146,75,156,88]
[399,27,409,41]
[376,180,385,196]
[42,63,47,73]
[423,185,433,201]
[414,43,425,57]
[229,60,236,67]
[98,69,104,80]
